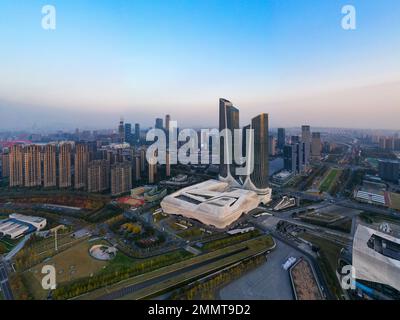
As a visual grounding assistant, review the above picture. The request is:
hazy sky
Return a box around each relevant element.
[0,0,399,131]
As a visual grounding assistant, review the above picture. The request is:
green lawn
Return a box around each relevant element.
[319,169,340,193]
[202,230,261,251]
[177,227,205,240]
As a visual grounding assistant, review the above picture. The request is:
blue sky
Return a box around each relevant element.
[0,0,399,130]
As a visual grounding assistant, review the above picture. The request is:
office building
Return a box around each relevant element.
[283,145,297,173]
[59,142,72,188]
[243,114,269,190]
[284,136,306,174]
[118,118,125,143]
[134,123,140,143]
[311,132,322,160]
[301,125,311,167]
[134,155,141,181]
[165,114,171,131]
[148,159,156,184]
[43,144,57,187]
[124,123,133,144]
[155,118,163,130]
[269,135,276,156]
[277,128,286,150]
[140,148,146,172]
[166,151,171,177]
[219,98,240,184]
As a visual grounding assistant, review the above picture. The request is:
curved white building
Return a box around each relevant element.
[161,179,260,229]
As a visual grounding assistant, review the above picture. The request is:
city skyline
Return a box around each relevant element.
[0,0,399,131]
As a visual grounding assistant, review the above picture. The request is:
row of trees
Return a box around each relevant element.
[172,255,265,300]
[52,250,191,299]
[202,230,260,252]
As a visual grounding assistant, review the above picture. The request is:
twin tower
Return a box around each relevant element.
[218,98,272,204]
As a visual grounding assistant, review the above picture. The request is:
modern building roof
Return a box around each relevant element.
[353,224,400,292]
[161,179,261,229]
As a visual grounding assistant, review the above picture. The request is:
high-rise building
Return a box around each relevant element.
[111,162,132,196]
[59,142,72,188]
[148,161,156,184]
[140,148,146,172]
[283,144,297,173]
[88,159,110,193]
[124,123,133,144]
[134,155,141,181]
[378,160,400,183]
[247,113,269,189]
[118,118,125,143]
[134,123,140,143]
[1,150,10,178]
[23,145,42,187]
[269,135,276,156]
[165,114,171,131]
[165,151,171,177]
[301,125,311,142]
[301,125,311,167]
[311,132,322,160]
[155,118,163,130]
[74,143,89,190]
[219,98,239,182]
[284,136,306,174]
[277,128,286,150]
[9,145,24,187]
[43,144,57,188]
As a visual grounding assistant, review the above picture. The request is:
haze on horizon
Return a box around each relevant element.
[0,0,399,131]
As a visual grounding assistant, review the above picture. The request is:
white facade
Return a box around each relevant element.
[9,213,47,230]
[161,179,261,229]
[353,224,400,292]
[0,214,47,239]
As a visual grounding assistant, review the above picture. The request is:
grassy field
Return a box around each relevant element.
[177,227,205,240]
[319,169,341,193]
[201,230,261,251]
[78,235,274,300]
[22,239,136,300]
[14,232,89,271]
[30,240,109,283]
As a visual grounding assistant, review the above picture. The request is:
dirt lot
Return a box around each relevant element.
[29,240,108,285]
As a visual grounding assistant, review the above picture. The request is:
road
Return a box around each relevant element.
[97,247,248,300]
[250,218,334,300]
[219,239,301,300]
[0,261,14,300]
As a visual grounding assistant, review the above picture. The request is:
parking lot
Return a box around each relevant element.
[219,239,304,300]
